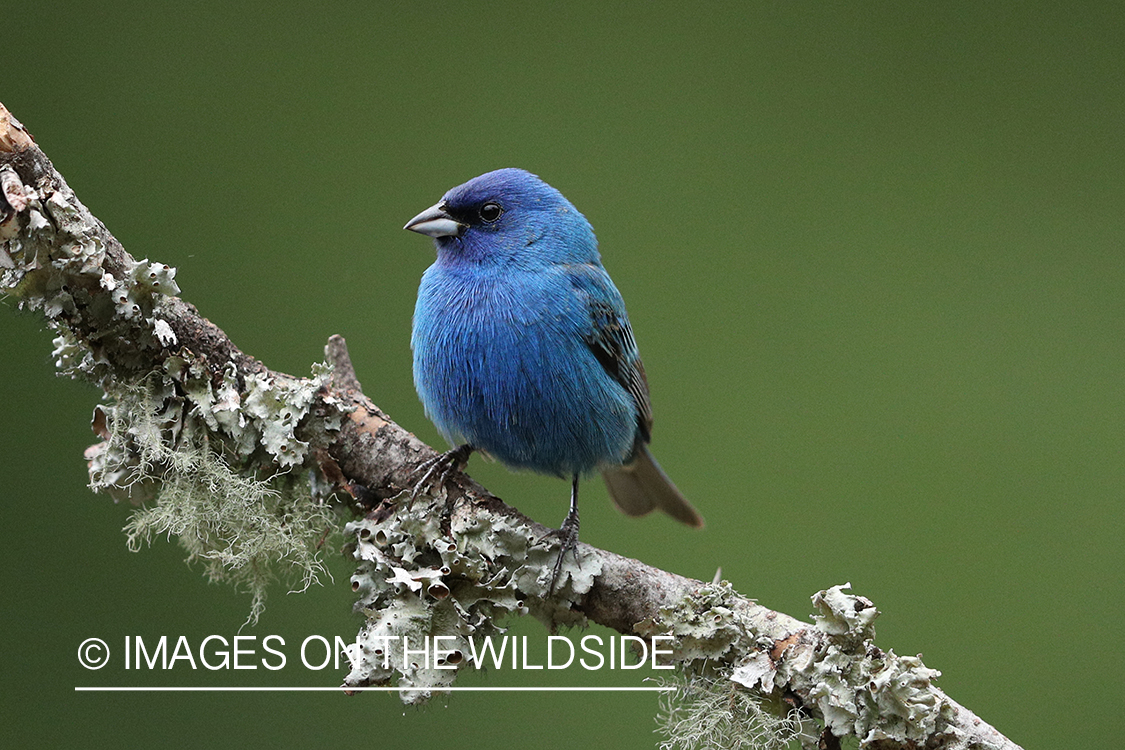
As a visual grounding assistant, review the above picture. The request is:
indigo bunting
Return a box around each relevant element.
[405,168,702,585]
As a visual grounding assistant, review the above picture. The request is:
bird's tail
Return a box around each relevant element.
[601,444,704,528]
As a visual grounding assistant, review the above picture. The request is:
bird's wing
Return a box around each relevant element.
[565,263,653,443]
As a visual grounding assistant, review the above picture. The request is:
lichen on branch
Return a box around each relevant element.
[1,111,351,624]
[0,103,1022,749]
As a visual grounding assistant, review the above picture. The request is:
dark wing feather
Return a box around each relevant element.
[566,264,704,528]
[582,292,653,444]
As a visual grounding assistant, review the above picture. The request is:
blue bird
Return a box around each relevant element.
[405,168,703,586]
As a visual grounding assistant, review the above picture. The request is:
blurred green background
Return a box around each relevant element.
[2,2,1121,748]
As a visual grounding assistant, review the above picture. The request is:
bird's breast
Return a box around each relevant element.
[412,265,635,476]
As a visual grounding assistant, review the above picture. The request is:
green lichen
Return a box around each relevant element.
[343,491,601,702]
[90,377,338,625]
[810,583,878,643]
[3,168,352,623]
[638,583,807,749]
[636,580,747,663]
[1,189,110,304]
[656,671,803,750]
[640,581,955,747]
[781,584,954,746]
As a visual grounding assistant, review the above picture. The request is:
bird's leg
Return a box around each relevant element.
[410,443,474,503]
[546,474,582,594]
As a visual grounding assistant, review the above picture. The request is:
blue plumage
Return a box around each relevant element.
[405,169,702,584]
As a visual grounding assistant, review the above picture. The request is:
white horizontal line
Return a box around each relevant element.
[75,686,673,692]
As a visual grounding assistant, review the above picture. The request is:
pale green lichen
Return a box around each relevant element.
[640,581,954,748]
[810,583,878,643]
[638,582,810,749]
[655,671,803,750]
[780,584,954,746]
[342,492,601,702]
[2,188,108,301]
[89,376,338,625]
[243,370,322,470]
[111,260,180,320]
[3,172,349,622]
[636,580,747,663]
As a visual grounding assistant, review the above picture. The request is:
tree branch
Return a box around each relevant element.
[0,102,1020,750]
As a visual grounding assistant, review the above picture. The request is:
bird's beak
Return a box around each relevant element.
[404,202,466,238]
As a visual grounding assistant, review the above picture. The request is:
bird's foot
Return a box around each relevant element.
[538,509,581,595]
[410,444,473,505]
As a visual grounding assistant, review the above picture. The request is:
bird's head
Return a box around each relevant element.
[404,168,599,268]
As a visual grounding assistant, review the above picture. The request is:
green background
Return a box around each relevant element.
[2,2,1120,748]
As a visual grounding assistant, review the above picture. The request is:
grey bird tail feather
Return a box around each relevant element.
[601,444,704,528]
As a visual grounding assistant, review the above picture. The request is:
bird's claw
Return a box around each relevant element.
[409,444,472,504]
[538,513,581,595]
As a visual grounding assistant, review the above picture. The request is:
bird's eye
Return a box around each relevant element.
[479,202,503,223]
